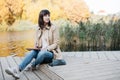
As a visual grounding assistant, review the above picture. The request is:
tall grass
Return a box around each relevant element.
[58,17,120,51]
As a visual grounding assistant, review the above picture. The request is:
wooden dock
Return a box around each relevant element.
[0,51,120,80]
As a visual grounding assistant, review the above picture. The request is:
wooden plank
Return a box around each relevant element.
[90,51,99,59]
[20,57,63,80]
[63,70,120,80]
[50,57,120,71]
[65,51,120,60]
[0,57,15,80]
[83,68,120,80]
[105,76,120,80]
[33,70,51,80]
[104,51,117,60]
[64,51,120,60]
[111,52,119,61]
[64,70,120,80]
[61,52,69,56]
[39,64,64,80]
[51,60,120,74]
[13,57,31,80]
[65,52,76,57]
[58,62,120,80]
[65,56,83,64]
[0,58,4,80]
[18,57,41,80]
[50,59,120,74]
[97,51,107,60]
[6,56,28,80]
[20,57,54,80]
[50,56,120,71]
[74,52,83,58]
[1,51,120,80]
[55,61,120,73]
[82,52,90,59]
[95,73,120,80]
[101,51,109,60]
[112,51,120,60]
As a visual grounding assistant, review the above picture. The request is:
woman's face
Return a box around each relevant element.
[43,14,50,24]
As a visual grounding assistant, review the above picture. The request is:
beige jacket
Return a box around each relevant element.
[35,25,62,59]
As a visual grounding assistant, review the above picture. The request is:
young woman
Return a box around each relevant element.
[5,9,66,79]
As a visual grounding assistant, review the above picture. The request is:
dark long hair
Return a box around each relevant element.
[38,9,51,29]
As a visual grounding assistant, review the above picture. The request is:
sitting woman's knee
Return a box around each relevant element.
[38,51,47,56]
[25,50,38,56]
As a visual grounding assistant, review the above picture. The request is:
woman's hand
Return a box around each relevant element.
[35,45,39,48]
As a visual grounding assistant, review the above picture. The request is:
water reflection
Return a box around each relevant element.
[0,30,35,56]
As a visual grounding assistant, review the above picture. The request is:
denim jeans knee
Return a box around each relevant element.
[31,51,53,67]
[19,50,39,70]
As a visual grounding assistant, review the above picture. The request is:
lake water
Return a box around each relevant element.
[0,30,35,56]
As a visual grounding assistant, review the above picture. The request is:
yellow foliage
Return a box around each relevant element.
[0,0,90,25]
[63,0,90,23]
[23,0,90,23]
[0,0,24,25]
[23,0,66,23]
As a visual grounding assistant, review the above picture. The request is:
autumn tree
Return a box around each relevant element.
[0,0,24,25]
[63,0,90,23]
[0,0,90,25]
[23,0,90,23]
[23,0,65,23]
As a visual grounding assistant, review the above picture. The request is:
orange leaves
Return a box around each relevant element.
[5,0,24,16]
[0,0,90,25]
[0,0,6,23]
[23,0,66,23]
[0,0,24,25]
[23,0,90,23]
[63,0,90,23]
[44,0,90,23]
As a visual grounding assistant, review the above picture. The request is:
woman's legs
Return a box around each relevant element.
[5,50,39,79]
[19,50,38,71]
[31,51,53,67]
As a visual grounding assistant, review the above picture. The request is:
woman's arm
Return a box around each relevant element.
[47,26,59,51]
[34,26,41,48]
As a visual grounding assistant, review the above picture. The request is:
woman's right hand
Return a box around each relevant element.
[34,43,39,48]
[35,45,38,48]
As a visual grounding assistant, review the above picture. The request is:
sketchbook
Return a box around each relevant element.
[26,48,41,51]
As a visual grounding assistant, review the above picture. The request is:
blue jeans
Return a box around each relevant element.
[19,50,53,71]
